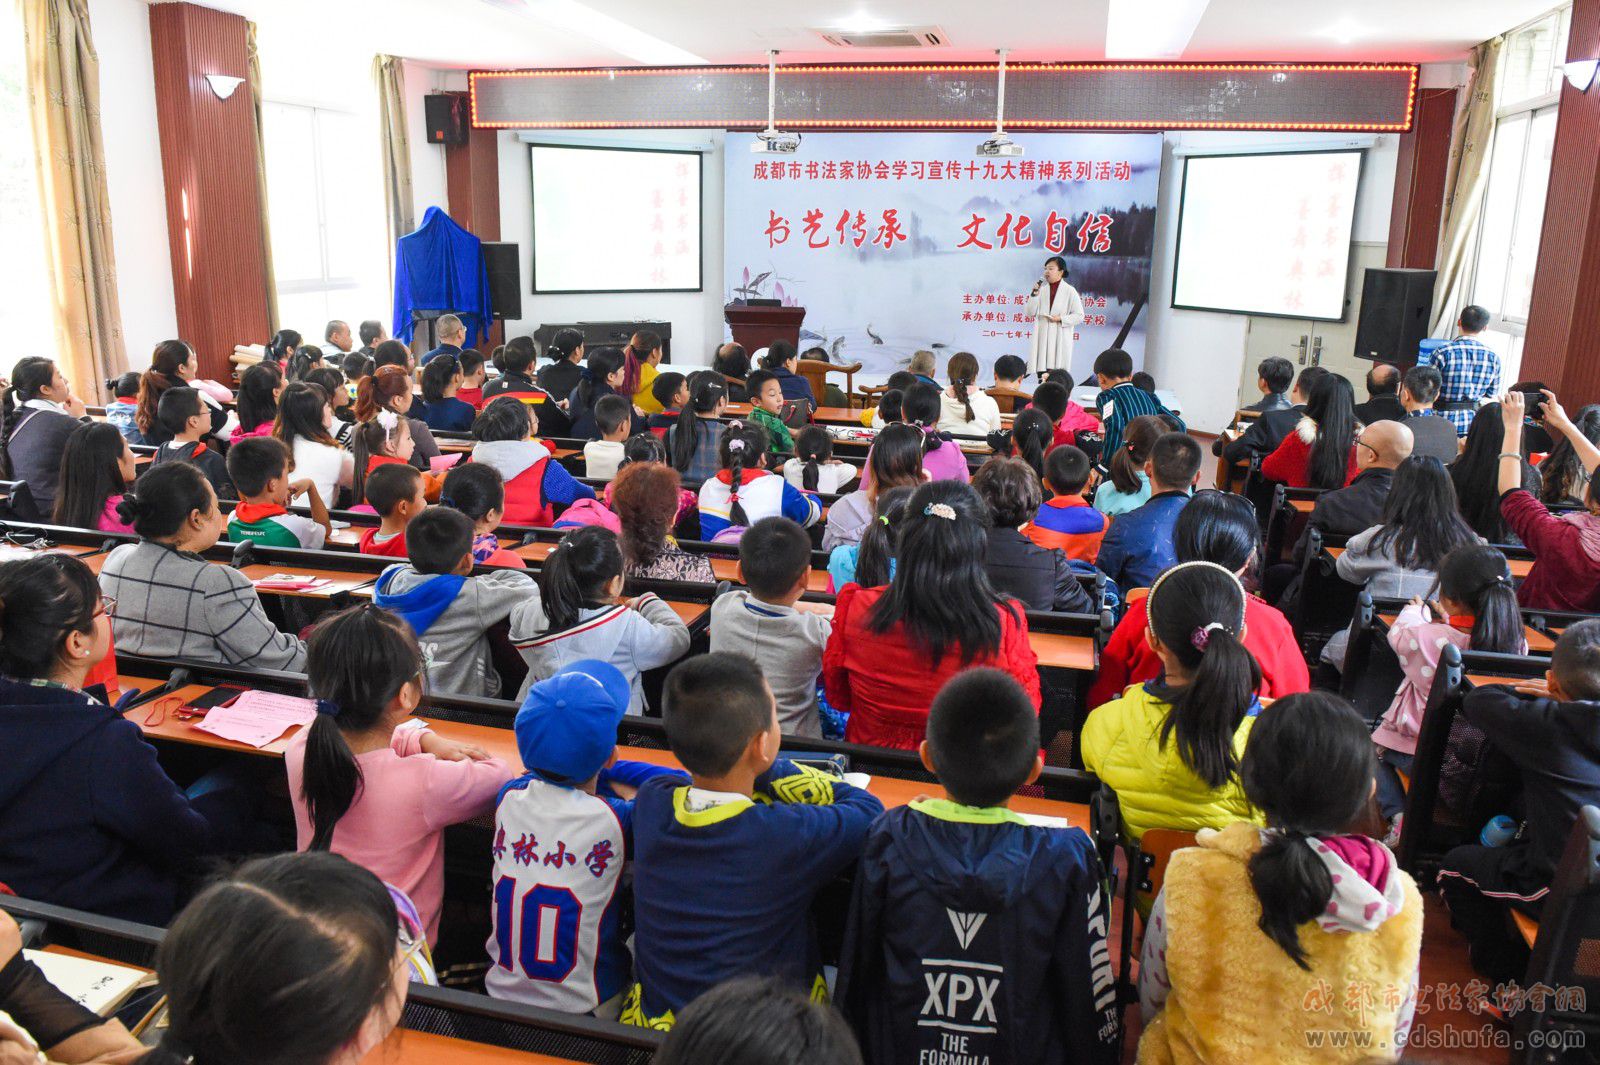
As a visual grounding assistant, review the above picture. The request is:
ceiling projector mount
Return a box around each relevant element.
[975,48,1022,157]
[751,49,801,154]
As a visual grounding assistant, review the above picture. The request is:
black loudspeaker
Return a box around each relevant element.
[424,94,468,145]
[1353,268,1436,366]
[482,242,521,321]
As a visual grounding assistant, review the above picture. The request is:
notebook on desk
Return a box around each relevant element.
[26,950,155,1016]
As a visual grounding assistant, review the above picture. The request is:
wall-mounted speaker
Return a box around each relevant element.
[1353,268,1436,367]
[424,93,468,145]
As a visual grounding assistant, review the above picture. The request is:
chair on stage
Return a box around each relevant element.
[986,384,1034,413]
[796,358,861,409]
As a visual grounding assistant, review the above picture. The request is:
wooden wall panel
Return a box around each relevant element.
[148,2,271,381]
[443,91,503,349]
[1386,88,1457,269]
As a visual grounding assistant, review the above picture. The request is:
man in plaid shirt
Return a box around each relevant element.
[1431,305,1501,436]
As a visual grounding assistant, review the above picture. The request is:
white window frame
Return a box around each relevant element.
[265,100,361,299]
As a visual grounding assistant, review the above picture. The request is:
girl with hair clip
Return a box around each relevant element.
[991,407,1055,481]
[1082,560,1265,846]
[1372,545,1527,839]
[0,553,231,924]
[278,381,354,510]
[53,421,138,533]
[611,460,714,582]
[537,326,586,406]
[135,340,229,444]
[697,421,820,542]
[143,851,423,1065]
[1261,372,1359,489]
[827,483,914,592]
[666,374,728,482]
[783,425,857,495]
[508,526,691,707]
[418,354,476,432]
[898,382,971,485]
[355,364,442,472]
[287,605,513,944]
[568,347,644,440]
[1139,692,1423,1062]
[622,329,665,414]
[1,357,88,516]
[285,346,322,383]
[1093,413,1166,518]
[824,480,1041,749]
[230,361,283,441]
[824,421,926,552]
[469,395,595,525]
[353,412,442,505]
[935,352,1002,436]
[439,461,527,569]
[266,328,302,365]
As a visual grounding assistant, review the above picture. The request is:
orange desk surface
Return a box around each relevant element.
[1378,612,1554,654]
[372,1029,584,1065]
[512,541,833,593]
[1328,545,1533,579]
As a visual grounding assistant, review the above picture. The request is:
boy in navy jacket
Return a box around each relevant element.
[623,653,884,1029]
[838,669,1120,1065]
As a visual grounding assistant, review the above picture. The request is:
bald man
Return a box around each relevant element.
[1310,418,1415,539]
[1355,363,1406,425]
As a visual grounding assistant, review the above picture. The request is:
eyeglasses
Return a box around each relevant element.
[96,594,117,618]
[1355,437,1378,458]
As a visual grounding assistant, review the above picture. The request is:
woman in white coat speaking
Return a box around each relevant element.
[1026,255,1086,375]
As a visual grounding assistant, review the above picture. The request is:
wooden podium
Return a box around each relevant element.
[725,303,805,353]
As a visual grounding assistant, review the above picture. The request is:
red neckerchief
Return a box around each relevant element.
[234,501,287,524]
[367,453,406,473]
[714,468,767,487]
[188,441,208,458]
[1447,614,1476,633]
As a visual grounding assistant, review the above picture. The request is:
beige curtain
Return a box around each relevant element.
[1430,37,1503,336]
[20,0,127,400]
[247,22,279,332]
[373,54,414,277]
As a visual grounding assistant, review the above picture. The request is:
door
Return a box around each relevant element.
[1239,242,1388,397]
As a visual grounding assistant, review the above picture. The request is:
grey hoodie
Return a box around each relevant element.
[376,566,539,698]
[508,592,691,710]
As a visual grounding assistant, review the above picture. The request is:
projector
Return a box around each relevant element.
[975,135,1024,158]
[751,130,802,155]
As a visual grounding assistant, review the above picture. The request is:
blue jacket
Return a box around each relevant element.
[421,342,463,367]
[393,207,493,348]
[1094,490,1190,590]
[0,679,224,923]
[420,396,477,433]
[770,367,817,408]
[838,800,1120,1065]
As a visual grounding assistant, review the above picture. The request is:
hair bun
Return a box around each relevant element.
[115,492,142,525]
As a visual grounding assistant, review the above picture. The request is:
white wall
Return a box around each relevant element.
[89,0,177,364]
[405,62,453,223]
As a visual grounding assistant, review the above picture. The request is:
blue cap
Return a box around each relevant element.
[514,659,630,783]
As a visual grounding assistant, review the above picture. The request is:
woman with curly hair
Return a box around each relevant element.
[611,462,714,582]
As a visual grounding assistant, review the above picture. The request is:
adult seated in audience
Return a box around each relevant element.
[231,361,283,440]
[613,461,715,582]
[712,341,751,402]
[323,318,353,355]
[1434,304,1501,436]
[937,352,1003,436]
[100,461,307,671]
[1095,431,1202,590]
[0,553,231,923]
[1398,364,1459,464]
[356,364,440,472]
[0,356,88,517]
[1538,401,1600,507]
[372,337,416,375]
[266,328,301,367]
[417,353,475,433]
[1089,490,1307,708]
[536,326,585,407]
[1093,347,1183,460]
[420,312,466,366]
[1138,693,1422,1060]
[759,340,818,410]
[824,481,1040,750]
[1213,364,1327,464]
[0,908,143,1063]
[1453,402,1538,544]
[356,318,386,358]
[823,422,926,552]
[135,339,227,445]
[1243,356,1295,413]
[569,347,645,440]
[482,334,570,438]
[277,380,353,510]
[1498,391,1600,612]
[971,457,1094,614]
[1261,372,1359,489]
[152,386,235,499]
[54,421,137,533]
[622,330,666,414]
[801,345,851,407]
[1354,363,1406,425]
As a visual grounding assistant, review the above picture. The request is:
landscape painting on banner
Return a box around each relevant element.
[724,132,1161,380]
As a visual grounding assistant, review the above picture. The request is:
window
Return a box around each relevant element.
[261,101,390,345]
[1467,4,1570,380]
[0,14,56,377]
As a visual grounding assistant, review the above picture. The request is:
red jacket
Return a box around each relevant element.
[357,526,409,558]
[1503,489,1600,613]
[1086,593,1309,710]
[1260,422,1357,488]
[823,583,1041,750]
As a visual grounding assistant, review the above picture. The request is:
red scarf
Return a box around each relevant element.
[1448,614,1476,634]
[234,501,286,524]
[714,468,767,487]
[367,453,407,473]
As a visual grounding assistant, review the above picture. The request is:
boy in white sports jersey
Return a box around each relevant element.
[486,659,684,1016]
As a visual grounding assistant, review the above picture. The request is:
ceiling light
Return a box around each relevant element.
[1105,0,1211,60]
[976,49,1022,157]
[836,10,890,34]
[1564,59,1599,92]
[752,51,801,155]
[203,74,244,100]
[1320,17,1365,44]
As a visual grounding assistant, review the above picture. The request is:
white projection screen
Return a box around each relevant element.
[529,144,703,293]
[1171,149,1363,320]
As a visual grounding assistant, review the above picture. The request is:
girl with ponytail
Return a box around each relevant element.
[136,341,227,443]
[783,425,856,495]
[354,364,441,471]
[1094,412,1166,518]
[935,352,1002,436]
[696,421,819,541]
[899,382,971,484]
[996,407,1054,481]
[537,326,585,403]
[1139,693,1422,1060]
[622,329,665,413]
[266,328,302,365]
[231,361,284,440]
[827,483,913,591]
[288,605,511,942]
[823,421,926,552]
[1083,560,1264,844]
[667,374,728,481]
[568,347,642,440]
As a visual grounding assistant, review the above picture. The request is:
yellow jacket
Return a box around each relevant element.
[1081,684,1261,841]
[1139,823,1423,1064]
[632,362,662,414]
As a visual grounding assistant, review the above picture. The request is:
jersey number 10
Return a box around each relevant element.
[493,877,582,981]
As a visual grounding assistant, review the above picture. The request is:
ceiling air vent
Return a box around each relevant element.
[816,26,947,48]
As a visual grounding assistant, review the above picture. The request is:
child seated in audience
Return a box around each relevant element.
[1083,560,1263,843]
[278,379,354,505]
[698,422,820,541]
[901,382,971,484]
[288,605,514,943]
[1027,380,1097,451]
[655,976,865,1065]
[225,436,330,549]
[1093,347,1183,460]
[103,371,142,442]
[624,655,884,1028]
[1094,431,1202,590]
[509,525,691,707]
[358,463,427,557]
[1092,413,1165,519]
[838,669,1120,1065]
[1089,490,1308,708]
[372,508,540,698]
[1139,693,1423,1061]
[711,517,831,737]
[667,375,729,481]
[972,456,1094,613]
[824,422,925,552]
[744,368,796,453]
[1437,619,1600,981]
[353,410,443,504]
[441,461,526,568]
[1372,545,1526,840]
[825,481,1040,749]
[1261,372,1359,489]
[992,353,1028,389]
[488,660,687,1016]
[862,370,917,428]
[0,553,232,924]
[230,361,282,441]
[152,386,234,498]
[827,484,912,592]
[989,407,1054,480]
[53,421,137,533]
[583,394,632,481]
[1498,391,1600,612]
[471,395,596,525]
[456,347,488,409]
[101,462,306,671]
[418,353,476,432]
[783,425,856,495]
[357,363,443,471]
[649,371,689,432]
[1024,443,1109,562]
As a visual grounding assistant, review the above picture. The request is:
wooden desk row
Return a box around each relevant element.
[1325,544,1535,580]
